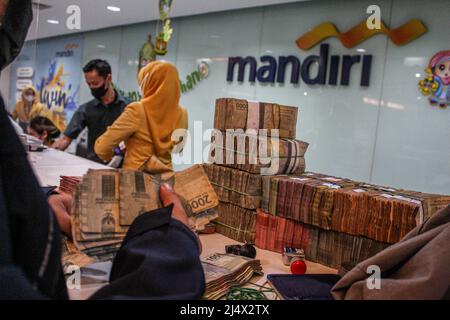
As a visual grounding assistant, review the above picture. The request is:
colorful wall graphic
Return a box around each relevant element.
[418,50,450,108]
[9,36,83,131]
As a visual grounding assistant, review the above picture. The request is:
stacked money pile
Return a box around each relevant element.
[214,202,257,243]
[261,172,450,245]
[203,164,262,210]
[209,131,308,175]
[255,209,390,269]
[261,173,360,230]
[203,164,259,242]
[214,98,298,139]
[61,236,96,273]
[59,176,82,195]
[202,253,263,300]
[208,98,308,244]
[71,165,219,261]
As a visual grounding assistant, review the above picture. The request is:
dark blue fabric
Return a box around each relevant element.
[0,95,68,300]
[91,205,205,300]
[0,0,33,72]
[267,274,340,300]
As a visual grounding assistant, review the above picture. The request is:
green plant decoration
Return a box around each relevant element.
[159,0,173,21]
[138,0,175,72]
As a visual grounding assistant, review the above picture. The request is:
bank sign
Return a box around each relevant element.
[227,19,427,87]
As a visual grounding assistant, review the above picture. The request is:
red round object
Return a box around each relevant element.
[290,259,307,274]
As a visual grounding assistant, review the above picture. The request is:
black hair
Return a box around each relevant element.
[82,59,112,78]
[29,116,60,142]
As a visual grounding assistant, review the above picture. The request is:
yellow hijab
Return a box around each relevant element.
[137,61,187,161]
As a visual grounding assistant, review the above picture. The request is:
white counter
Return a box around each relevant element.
[69,233,337,300]
[28,148,110,186]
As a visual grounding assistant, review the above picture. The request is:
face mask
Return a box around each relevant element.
[25,95,34,102]
[90,82,108,100]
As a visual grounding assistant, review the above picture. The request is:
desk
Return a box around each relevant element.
[28,148,110,186]
[68,233,337,300]
[27,150,337,300]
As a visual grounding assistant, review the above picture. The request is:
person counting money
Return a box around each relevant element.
[95,61,188,174]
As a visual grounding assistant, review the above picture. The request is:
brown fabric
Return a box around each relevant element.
[331,205,450,300]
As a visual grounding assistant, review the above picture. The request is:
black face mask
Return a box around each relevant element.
[90,82,109,100]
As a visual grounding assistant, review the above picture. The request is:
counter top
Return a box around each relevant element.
[27,149,337,300]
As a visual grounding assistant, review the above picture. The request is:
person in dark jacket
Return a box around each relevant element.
[0,0,68,300]
[0,0,204,300]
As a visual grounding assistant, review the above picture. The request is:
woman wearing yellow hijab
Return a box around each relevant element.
[95,61,188,173]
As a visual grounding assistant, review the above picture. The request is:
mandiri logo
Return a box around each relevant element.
[296,19,427,50]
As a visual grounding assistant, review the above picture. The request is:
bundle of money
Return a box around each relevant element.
[59,176,82,195]
[202,253,263,300]
[61,237,96,274]
[203,164,262,210]
[214,98,298,139]
[71,165,219,259]
[213,202,257,244]
[261,174,359,222]
[360,183,450,223]
[209,130,308,175]
[255,209,390,269]
[261,172,450,244]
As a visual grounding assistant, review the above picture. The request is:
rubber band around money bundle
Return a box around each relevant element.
[213,220,256,235]
[210,182,261,197]
[214,146,305,159]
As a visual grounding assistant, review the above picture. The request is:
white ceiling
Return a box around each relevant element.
[27,0,310,40]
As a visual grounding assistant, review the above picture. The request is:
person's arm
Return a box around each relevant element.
[11,102,18,120]
[172,108,189,154]
[90,183,204,300]
[52,135,72,151]
[160,183,202,254]
[54,105,86,151]
[0,95,68,300]
[48,193,73,238]
[94,103,139,162]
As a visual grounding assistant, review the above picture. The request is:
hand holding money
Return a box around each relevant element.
[160,183,190,227]
[48,192,73,238]
[160,183,203,254]
[69,165,216,259]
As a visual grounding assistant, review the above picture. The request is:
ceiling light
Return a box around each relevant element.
[304,92,308,96]
[356,48,366,53]
[415,73,421,78]
[107,6,121,12]
[47,19,60,24]
[97,45,105,49]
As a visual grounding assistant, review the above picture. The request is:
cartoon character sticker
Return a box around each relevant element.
[418,50,450,108]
